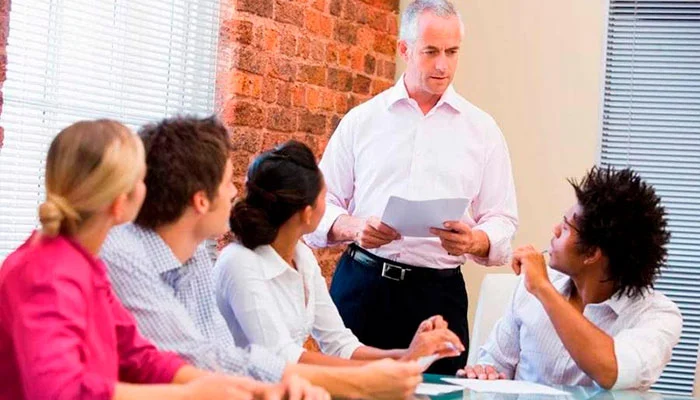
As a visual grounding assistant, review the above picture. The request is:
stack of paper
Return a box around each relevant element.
[415,383,464,396]
[441,378,570,396]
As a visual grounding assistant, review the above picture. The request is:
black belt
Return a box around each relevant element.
[345,243,461,282]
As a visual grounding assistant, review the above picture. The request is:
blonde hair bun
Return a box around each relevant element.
[39,195,79,237]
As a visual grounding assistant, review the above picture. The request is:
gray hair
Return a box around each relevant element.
[399,0,465,44]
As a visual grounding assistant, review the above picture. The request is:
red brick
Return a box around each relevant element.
[222,100,265,128]
[338,46,352,68]
[277,81,292,106]
[380,60,396,80]
[309,41,325,62]
[270,57,296,82]
[299,111,327,135]
[292,85,306,107]
[335,93,349,113]
[220,19,253,45]
[305,10,331,38]
[263,78,277,103]
[296,36,310,58]
[367,9,388,32]
[356,27,374,50]
[352,74,371,94]
[327,68,353,92]
[280,32,297,57]
[350,47,365,72]
[237,0,273,18]
[334,21,357,45]
[233,45,268,75]
[371,79,393,95]
[387,13,399,35]
[330,114,342,133]
[363,53,376,74]
[329,0,343,16]
[0,126,4,149]
[227,71,262,97]
[344,0,367,24]
[275,0,305,28]
[374,32,396,56]
[231,150,254,177]
[263,28,280,51]
[298,65,327,86]
[313,0,325,11]
[373,0,399,12]
[306,87,321,109]
[267,106,297,132]
[326,43,340,64]
[319,15,334,38]
[321,90,336,111]
[229,126,264,153]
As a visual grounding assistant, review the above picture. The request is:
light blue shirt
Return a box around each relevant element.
[101,223,286,382]
[478,269,682,390]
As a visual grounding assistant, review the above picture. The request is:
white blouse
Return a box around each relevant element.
[214,241,363,363]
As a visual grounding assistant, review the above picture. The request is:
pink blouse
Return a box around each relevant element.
[0,232,186,399]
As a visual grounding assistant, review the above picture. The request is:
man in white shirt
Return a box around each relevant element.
[305,0,518,374]
[461,167,682,390]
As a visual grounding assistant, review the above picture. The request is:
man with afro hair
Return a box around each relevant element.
[459,166,682,391]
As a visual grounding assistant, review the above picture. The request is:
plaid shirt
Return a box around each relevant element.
[101,223,286,382]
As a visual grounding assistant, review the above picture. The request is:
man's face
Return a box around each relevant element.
[548,204,589,276]
[202,158,237,237]
[401,12,462,97]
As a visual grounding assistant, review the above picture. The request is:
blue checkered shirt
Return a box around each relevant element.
[101,223,286,382]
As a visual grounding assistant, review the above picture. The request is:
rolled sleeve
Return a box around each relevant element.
[611,298,682,390]
[304,203,348,248]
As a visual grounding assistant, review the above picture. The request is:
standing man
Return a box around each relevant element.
[305,0,518,374]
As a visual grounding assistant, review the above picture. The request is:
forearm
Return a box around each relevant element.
[113,383,188,400]
[535,285,618,389]
[171,365,209,384]
[286,364,366,399]
[351,346,406,361]
[299,350,367,366]
[328,215,361,243]
[469,230,491,258]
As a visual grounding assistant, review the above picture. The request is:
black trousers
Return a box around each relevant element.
[329,246,469,375]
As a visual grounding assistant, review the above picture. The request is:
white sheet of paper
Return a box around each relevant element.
[415,383,463,396]
[441,378,570,396]
[380,196,469,237]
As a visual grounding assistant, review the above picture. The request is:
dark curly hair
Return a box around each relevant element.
[568,166,670,299]
[230,140,323,249]
[135,115,232,229]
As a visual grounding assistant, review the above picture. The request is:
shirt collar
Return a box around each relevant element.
[555,273,636,317]
[256,244,302,280]
[134,224,188,275]
[386,74,464,114]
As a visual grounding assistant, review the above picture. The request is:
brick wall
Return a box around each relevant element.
[0,0,10,149]
[217,0,400,281]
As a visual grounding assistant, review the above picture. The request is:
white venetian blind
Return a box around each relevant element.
[0,0,220,260]
[601,0,700,395]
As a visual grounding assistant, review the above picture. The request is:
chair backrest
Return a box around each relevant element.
[467,273,520,366]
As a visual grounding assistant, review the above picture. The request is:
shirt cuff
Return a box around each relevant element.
[304,204,348,248]
[612,337,642,390]
[472,220,513,266]
[337,341,363,360]
[248,344,287,383]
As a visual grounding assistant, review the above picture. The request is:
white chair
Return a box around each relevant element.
[467,273,520,366]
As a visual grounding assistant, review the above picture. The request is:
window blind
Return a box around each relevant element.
[601,0,700,395]
[0,0,220,260]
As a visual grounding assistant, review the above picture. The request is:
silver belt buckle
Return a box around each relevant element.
[381,262,410,281]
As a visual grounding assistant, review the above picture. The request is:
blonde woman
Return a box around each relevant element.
[0,121,320,400]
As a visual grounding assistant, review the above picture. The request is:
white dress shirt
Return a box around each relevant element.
[478,269,683,390]
[214,242,363,363]
[305,76,518,268]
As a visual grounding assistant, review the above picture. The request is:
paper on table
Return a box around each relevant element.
[380,196,469,237]
[441,378,570,396]
[415,383,463,396]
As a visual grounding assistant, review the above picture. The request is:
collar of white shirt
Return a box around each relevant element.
[386,74,465,114]
[256,244,303,280]
[551,269,642,317]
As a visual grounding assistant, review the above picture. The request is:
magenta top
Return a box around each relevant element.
[0,232,186,399]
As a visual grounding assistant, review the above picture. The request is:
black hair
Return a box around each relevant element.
[230,140,323,249]
[569,166,670,298]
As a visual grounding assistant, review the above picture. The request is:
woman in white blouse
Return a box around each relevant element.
[215,141,463,367]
